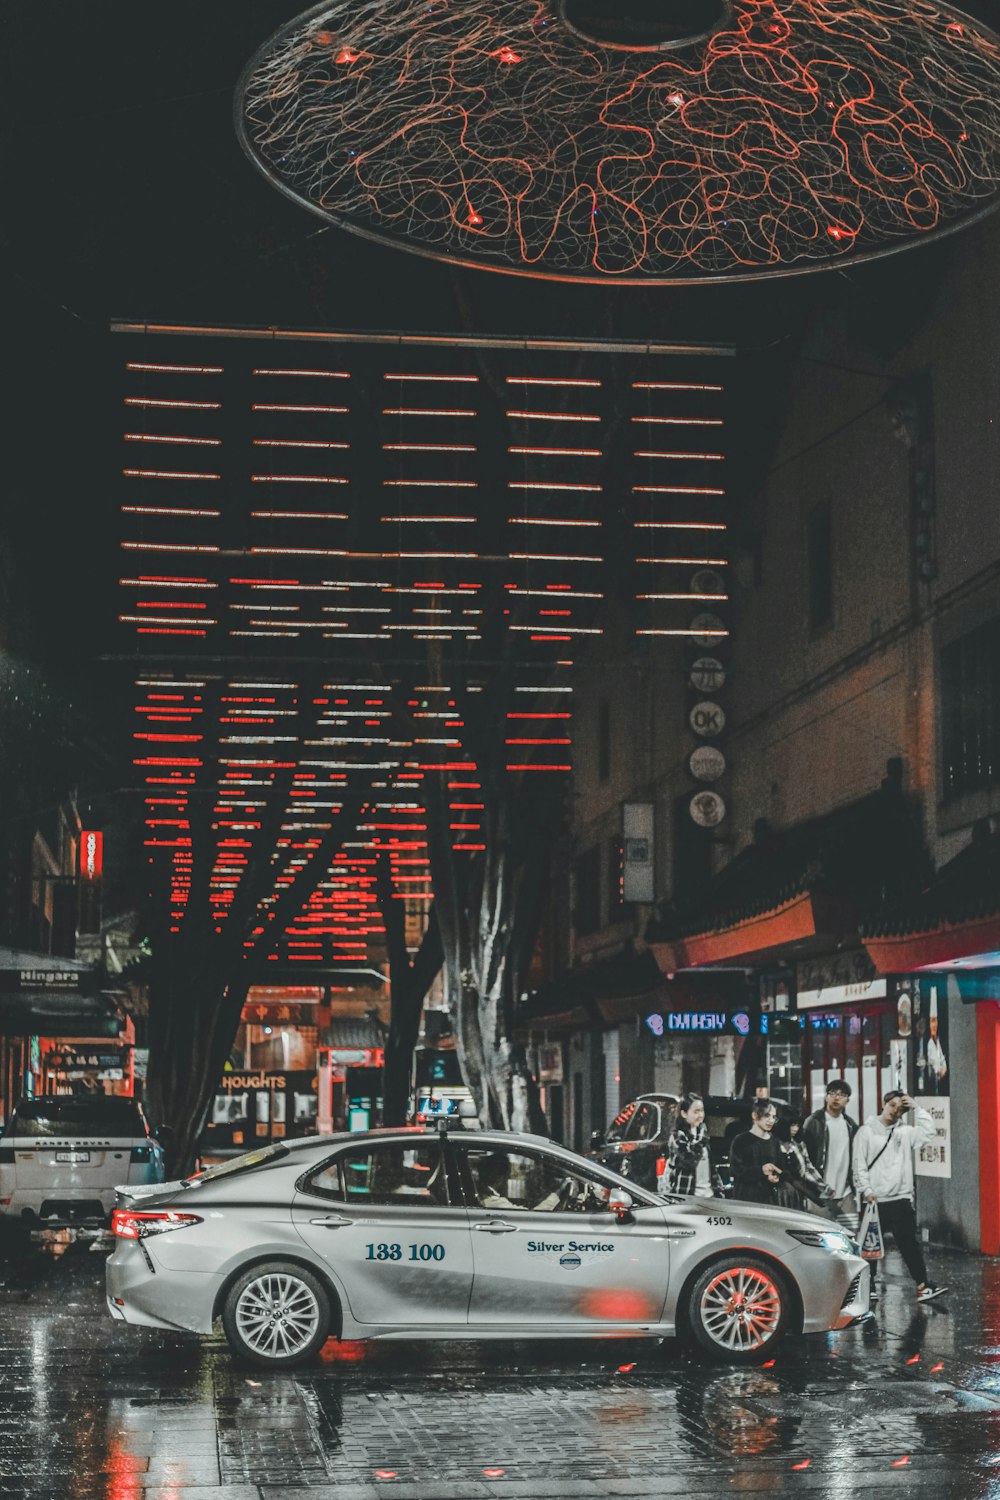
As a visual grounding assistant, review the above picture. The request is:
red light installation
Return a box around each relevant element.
[118,330,729,974]
[238,0,1000,283]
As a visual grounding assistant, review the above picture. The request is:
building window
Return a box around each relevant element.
[806,499,833,631]
[941,616,1000,802]
[597,700,611,783]
[574,845,601,936]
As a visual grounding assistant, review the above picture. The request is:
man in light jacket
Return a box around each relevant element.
[853,1090,947,1303]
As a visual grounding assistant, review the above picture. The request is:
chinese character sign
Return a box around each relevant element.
[914,1097,951,1179]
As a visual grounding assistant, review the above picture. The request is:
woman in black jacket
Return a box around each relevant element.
[666,1093,723,1198]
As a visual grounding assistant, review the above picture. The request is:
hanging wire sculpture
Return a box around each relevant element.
[236,0,1000,282]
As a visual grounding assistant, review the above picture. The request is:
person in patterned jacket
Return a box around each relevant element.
[666,1093,723,1198]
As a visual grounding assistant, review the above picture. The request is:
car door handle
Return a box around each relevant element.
[309,1214,354,1228]
[472,1221,518,1234]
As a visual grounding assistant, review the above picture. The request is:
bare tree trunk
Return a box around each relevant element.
[377,854,443,1126]
[144,951,251,1177]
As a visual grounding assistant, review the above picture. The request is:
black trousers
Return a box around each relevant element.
[871,1197,928,1286]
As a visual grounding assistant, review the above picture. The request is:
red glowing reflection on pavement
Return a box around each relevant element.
[319,1338,367,1362]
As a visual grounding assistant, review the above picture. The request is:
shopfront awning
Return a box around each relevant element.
[0,946,124,1037]
[520,948,747,1031]
[319,1016,387,1050]
[647,783,929,972]
[862,825,1000,974]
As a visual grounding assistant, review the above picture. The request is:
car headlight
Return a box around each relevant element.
[786,1228,855,1254]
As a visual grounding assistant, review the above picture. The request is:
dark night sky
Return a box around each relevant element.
[4,0,998,679]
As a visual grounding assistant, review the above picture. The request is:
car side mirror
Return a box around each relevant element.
[590,1130,605,1149]
[608,1187,634,1223]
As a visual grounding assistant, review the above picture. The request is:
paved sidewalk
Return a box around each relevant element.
[2,1237,1000,1499]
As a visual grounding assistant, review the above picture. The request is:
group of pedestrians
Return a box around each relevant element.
[665,1082,947,1304]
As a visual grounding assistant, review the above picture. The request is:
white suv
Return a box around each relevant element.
[0,1095,165,1226]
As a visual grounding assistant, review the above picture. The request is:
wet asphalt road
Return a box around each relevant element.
[2,1236,1000,1499]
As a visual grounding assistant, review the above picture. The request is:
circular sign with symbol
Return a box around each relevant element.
[691,569,726,597]
[689,745,727,782]
[689,701,726,738]
[689,656,726,693]
[690,789,727,827]
[690,612,727,646]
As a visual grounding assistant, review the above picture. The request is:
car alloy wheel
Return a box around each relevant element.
[688,1256,789,1362]
[223,1261,330,1368]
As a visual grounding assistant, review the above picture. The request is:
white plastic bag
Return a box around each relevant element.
[857,1199,885,1260]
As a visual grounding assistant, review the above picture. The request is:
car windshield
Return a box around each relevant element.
[183,1143,290,1186]
[6,1098,147,1139]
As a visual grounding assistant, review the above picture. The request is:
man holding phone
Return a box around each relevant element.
[853,1090,948,1303]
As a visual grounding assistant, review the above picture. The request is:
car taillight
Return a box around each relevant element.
[0,1147,14,1165]
[112,1210,202,1240]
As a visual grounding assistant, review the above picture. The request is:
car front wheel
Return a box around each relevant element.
[222,1261,330,1368]
[686,1256,790,1362]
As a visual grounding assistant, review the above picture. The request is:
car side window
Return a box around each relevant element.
[303,1143,449,1206]
[460,1147,612,1215]
[627,1103,660,1141]
[605,1102,636,1144]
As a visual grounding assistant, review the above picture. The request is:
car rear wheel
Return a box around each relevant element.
[222,1262,330,1368]
[686,1256,790,1362]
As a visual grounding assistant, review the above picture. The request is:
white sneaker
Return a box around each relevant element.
[916,1283,948,1302]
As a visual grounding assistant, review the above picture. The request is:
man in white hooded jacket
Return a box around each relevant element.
[853,1090,948,1303]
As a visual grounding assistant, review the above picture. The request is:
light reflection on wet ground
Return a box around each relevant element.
[2,1231,1000,1498]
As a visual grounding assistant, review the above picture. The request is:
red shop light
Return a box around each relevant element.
[80,831,103,881]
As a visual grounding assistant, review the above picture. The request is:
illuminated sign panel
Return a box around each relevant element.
[80,831,104,880]
[645,1010,755,1036]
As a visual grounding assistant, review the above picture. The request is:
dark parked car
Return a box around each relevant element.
[590,1094,790,1194]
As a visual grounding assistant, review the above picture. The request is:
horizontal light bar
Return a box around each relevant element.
[632,415,723,426]
[120,505,219,518]
[634,451,723,461]
[632,381,723,391]
[505,376,601,387]
[253,368,349,378]
[125,397,220,410]
[123,468,220,480]
[126,362,222,374]
[124,433,221,446]
[506,410,600,422]
[509,517,600,527]
[384,372,479,382]
[636,556,727,565]
[509,481,602,492]
[250,511,348,521]
[383,443,477,452]
[250,474,348,484]
[253,438,349,449]
[252,403,349,413]
[632,485,726,495]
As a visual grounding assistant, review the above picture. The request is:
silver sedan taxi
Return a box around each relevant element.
[106,1127,868,1368]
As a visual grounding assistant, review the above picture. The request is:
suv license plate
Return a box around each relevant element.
[56,1150,91,1163]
